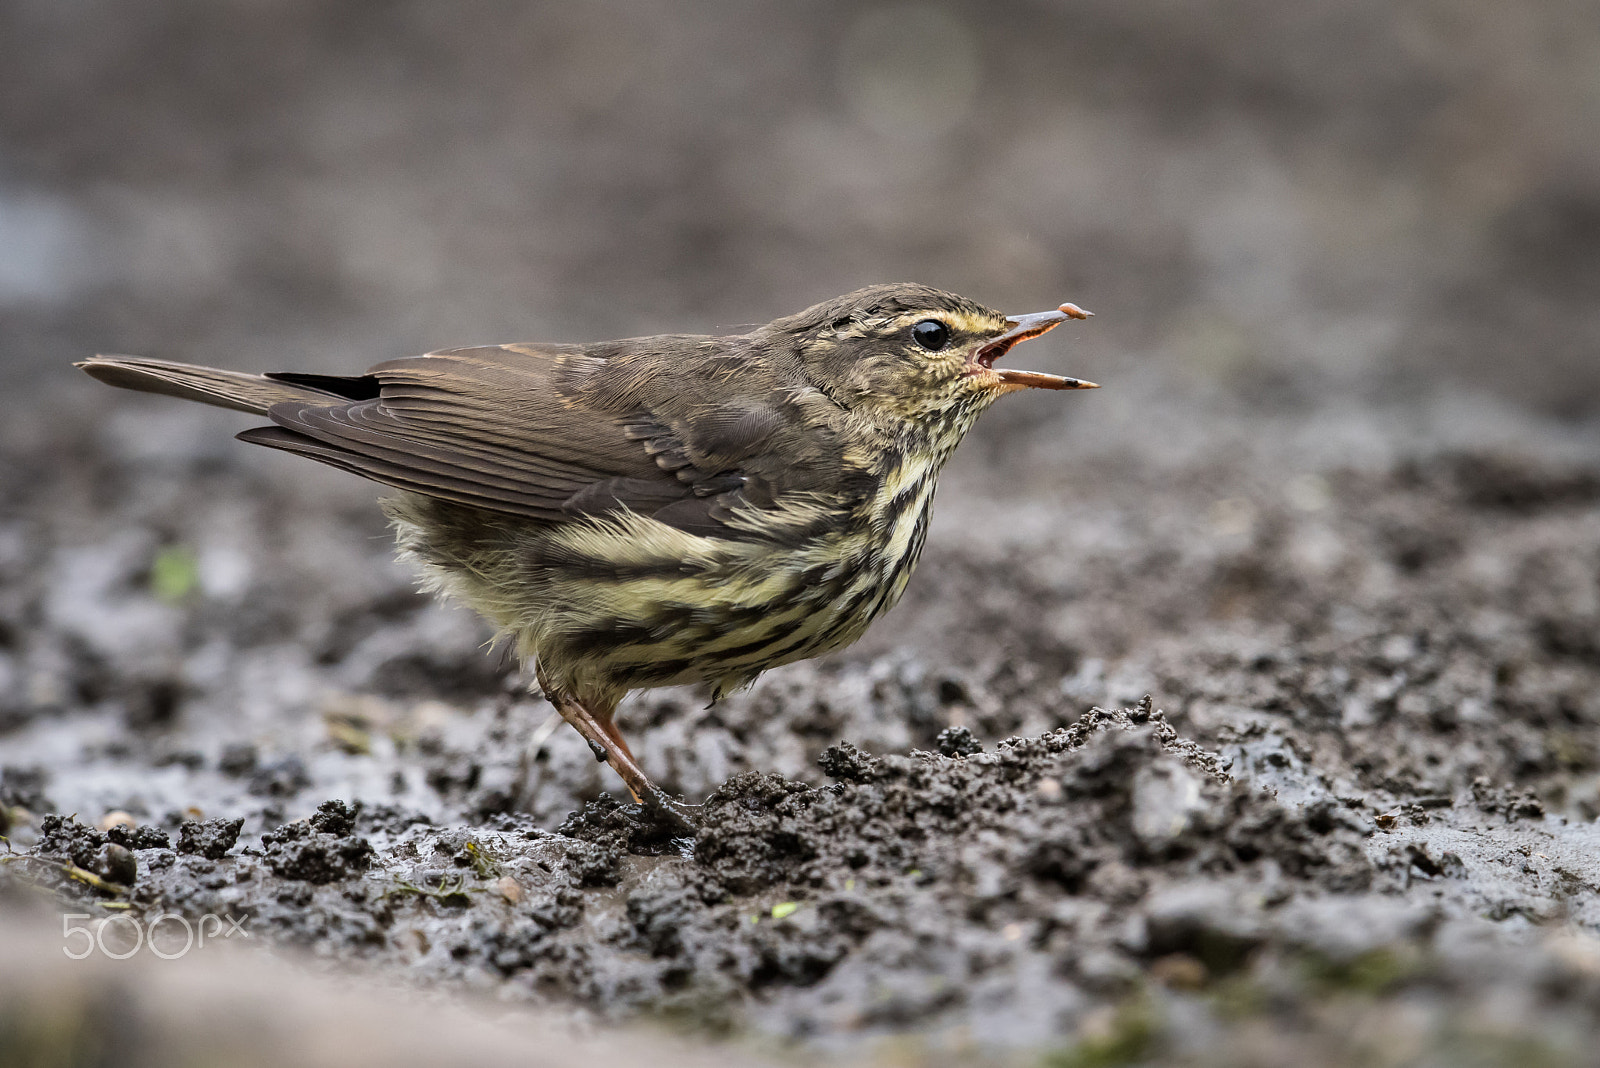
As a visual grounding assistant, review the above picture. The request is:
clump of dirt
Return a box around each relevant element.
[31,814,138,887]
[261,817,372,884]
[178,816,245,860]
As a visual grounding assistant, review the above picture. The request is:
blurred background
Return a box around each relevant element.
[3,0,1597,425]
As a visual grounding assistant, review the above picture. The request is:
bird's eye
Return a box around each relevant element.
[912,319,950,351]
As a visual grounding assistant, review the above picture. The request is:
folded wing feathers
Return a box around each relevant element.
[250,344,756,530]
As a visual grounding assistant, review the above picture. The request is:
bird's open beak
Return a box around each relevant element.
[971,303,1098,391]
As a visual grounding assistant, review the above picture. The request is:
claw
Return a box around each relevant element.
[642,788,700,835]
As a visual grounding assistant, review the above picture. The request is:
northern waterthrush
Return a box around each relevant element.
[79,283,1096,827]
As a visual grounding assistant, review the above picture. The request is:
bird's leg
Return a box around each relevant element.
[535,672,640,792]
[593,713,640,765]
[534,666,696,833]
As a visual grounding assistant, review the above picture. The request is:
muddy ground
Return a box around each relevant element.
[6,397,1600,1065]
[4,3,1600,1066]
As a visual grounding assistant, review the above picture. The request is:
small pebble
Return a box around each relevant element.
[98,843,138,886]
[218,742,259,776]
[1150,952,1208,990]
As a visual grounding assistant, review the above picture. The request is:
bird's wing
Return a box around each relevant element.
[237,342,859,541]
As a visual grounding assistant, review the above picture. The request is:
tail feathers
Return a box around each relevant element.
[77,355,370,415]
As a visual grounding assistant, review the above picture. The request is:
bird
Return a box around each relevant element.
[78,283,1096,829]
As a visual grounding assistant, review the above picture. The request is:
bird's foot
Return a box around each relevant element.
[640,784,700,837]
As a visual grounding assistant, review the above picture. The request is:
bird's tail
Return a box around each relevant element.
[76,355,363,415]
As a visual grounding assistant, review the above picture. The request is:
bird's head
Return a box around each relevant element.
[765,283,1096,432]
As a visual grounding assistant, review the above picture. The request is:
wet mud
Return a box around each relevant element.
[5,420,1600,1063]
